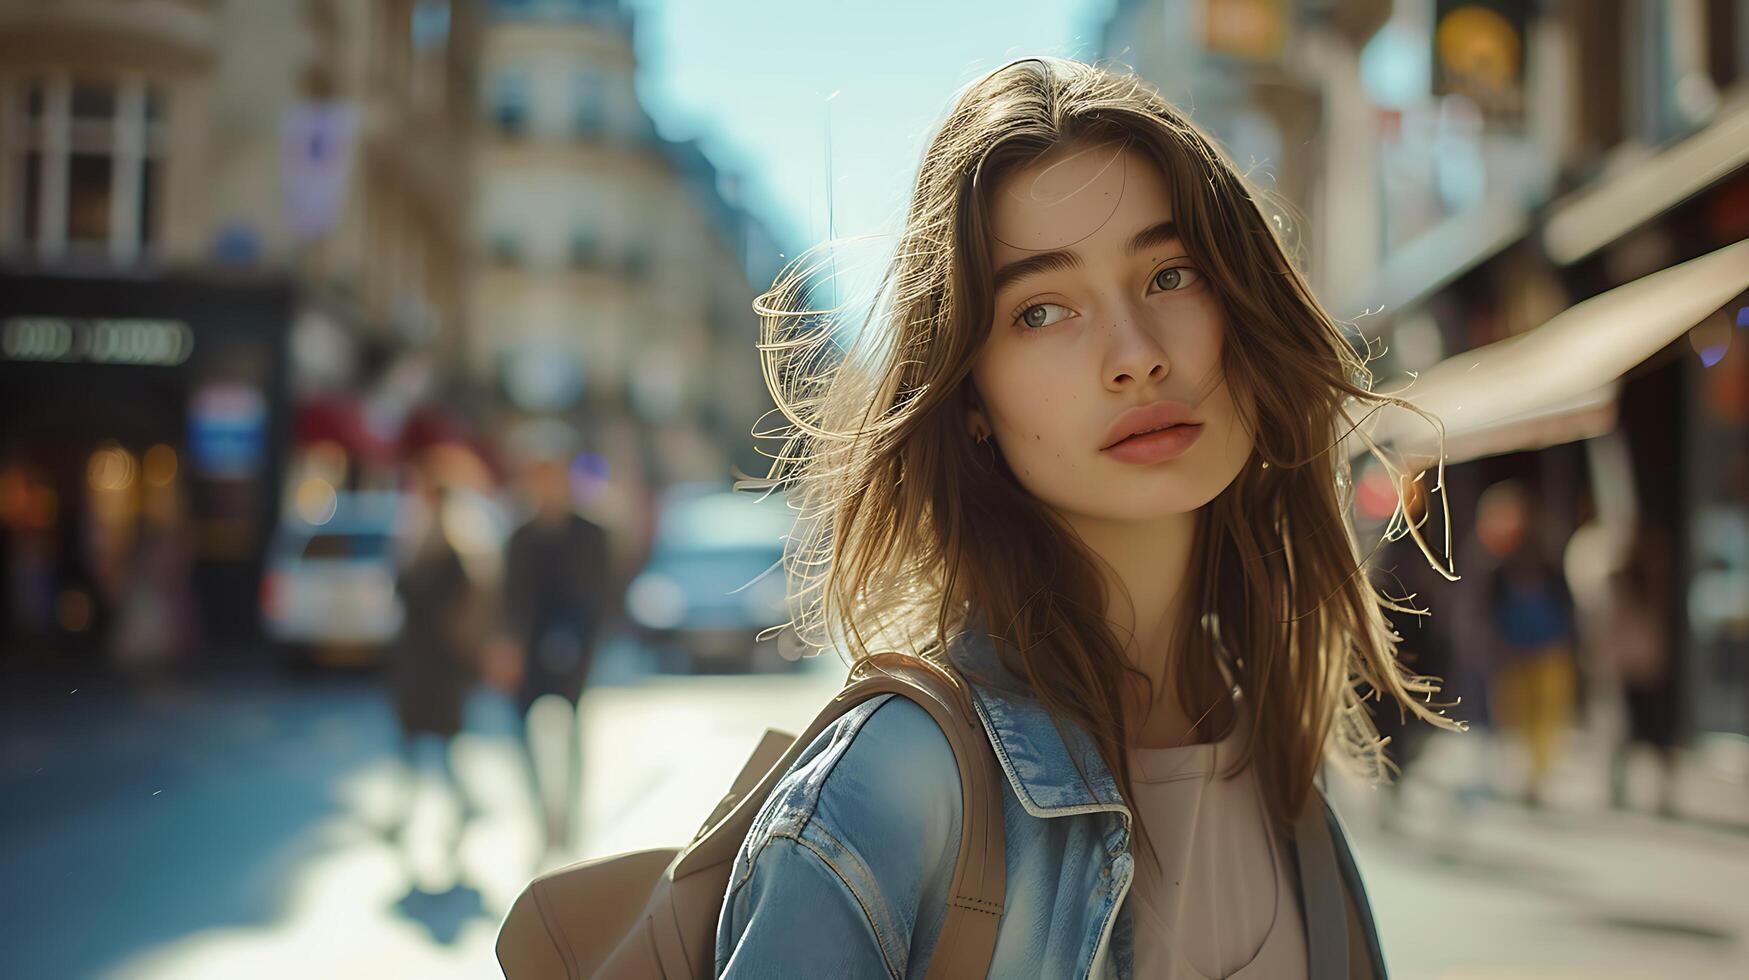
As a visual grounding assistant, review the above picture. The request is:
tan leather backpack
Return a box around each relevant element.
[495,654,1007,979]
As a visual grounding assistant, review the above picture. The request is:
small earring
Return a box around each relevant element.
[973,430,998,470]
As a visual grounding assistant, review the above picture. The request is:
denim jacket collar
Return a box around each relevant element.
[945,616,1383,980]
[947,619,1131,820]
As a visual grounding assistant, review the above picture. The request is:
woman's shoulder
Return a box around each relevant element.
[731,690,965,894]
[757,690,963,850]
[717,692,969,977]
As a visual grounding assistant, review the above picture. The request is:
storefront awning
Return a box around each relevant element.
[1336,195,1531,323]
[1543,92,1749,265]
[1435,382,1618,465]
[1354,238,1749,466]
[293,395,395,463]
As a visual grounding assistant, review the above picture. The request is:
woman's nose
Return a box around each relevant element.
[1104,314,1170,390]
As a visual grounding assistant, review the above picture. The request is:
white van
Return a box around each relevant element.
[260,490,405,666]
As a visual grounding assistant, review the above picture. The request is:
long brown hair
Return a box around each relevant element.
[746,57,1463,861]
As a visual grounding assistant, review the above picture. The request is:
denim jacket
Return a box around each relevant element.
[713,625,1388,979]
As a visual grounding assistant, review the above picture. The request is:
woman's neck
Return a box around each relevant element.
[1061,508,1217,746]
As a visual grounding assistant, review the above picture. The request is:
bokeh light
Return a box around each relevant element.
[142,444,178,488]
[86,445,137,493]
[295,478,340,526]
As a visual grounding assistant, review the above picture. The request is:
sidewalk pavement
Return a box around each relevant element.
[1329,727,1749,979]
[8,651,1744,979]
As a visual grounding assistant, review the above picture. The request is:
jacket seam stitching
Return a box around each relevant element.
[724,695,899,896]
[800,819,890,922]
[771,830,904,980]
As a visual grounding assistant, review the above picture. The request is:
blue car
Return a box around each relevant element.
[625,485,801,672]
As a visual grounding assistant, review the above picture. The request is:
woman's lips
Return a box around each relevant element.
[1099,423,1204,464]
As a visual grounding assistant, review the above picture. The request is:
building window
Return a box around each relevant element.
[573,70,604,137]
[139,158,158,247]
[606,76,655,146]
[569,228,598,267]
[626,103,656,145]
[491,230,523,266]
[490,71,529,136]
[411,0,451,50]
[621,240,650,280]
[9,73,165,261]
[21,150,41,243]
[71,80,115,121]
[67,153,112,242]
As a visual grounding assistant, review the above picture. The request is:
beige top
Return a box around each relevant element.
[1124,718,1309,979]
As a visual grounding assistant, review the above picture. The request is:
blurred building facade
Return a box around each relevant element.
[0,0,484,658]
[1103,0,1395,300]
[0,0,478,359]
[1106,0,1749,750]
[470,0,784,556]
[1350,0,1749,750]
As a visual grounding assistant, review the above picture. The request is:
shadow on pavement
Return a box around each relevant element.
[393,880,489,946]
[0,669,400,978]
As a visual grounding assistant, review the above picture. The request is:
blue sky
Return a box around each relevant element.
[625,0,1116,256]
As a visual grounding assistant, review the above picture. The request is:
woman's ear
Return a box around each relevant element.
[962,379,992,441]
[966,405,991,441]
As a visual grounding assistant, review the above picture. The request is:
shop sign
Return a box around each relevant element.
[1433,0,1528,125]
[189,383,268,479]
[1,316,195,367]
[1201,0,1286,62]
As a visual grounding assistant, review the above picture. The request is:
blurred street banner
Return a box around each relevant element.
[1433,0,1528,126]
[281,102,359,243]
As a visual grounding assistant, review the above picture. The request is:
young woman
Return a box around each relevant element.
[713,57,1462,979]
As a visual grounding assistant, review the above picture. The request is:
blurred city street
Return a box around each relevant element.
[1332,734,1749,979]
[0,640,851,980]
[2,0,1747,978]
[4,639,1747,979]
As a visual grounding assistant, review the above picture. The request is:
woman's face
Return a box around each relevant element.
[968,141,1254,524]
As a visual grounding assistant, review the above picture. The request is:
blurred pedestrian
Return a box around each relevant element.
[387,459,480,868]
[1479,479,1578,808]
[495,453,609,856]
[1570,521,1680,816]
[111,474,199,678]
[1,461,59,651]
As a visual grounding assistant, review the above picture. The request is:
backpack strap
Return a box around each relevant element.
[1295,783,1383,980]
[1294,788,1344,980]
[670,652,1006,978]
[845,655,1008,980]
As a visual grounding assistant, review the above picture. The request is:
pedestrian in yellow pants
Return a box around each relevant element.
[1490,642,1578,806]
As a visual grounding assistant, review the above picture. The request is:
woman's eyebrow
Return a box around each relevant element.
[991,219,1182,295]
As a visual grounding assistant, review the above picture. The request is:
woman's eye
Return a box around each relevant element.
[1151,266,1200,292]
[1017,302,1071,329]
